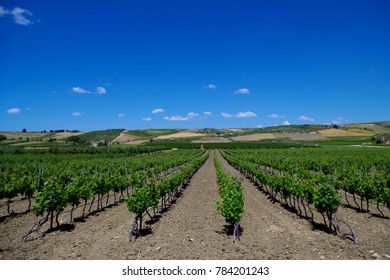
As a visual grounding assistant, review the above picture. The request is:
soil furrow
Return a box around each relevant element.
[125,151,239,259]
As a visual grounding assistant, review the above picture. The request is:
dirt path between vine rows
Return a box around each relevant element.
[124,151,241,259]
[0,195,136,259]
[1,151,389,260]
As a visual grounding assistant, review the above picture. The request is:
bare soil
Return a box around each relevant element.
[0,152,389,260]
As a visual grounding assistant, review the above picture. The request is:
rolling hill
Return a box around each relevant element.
[1,122,389,148]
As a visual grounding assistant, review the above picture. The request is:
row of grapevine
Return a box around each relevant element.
[223,149,390,215]
[16,150,205,241]
[0,150,203,216]
[238,148,390,175]
[213,151,244,242]
[221,150,343,235]
[125,151,209,241]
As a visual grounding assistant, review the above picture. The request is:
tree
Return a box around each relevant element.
[0,135,6,141]
[22,128,27,133]
[68,135,82,145]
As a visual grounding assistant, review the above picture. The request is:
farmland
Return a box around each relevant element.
[0,137,389,260]
[1,122,389,149]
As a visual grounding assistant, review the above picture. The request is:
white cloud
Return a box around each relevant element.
[256,125,264,128]
[235,111,257,118]
[142,117,152,121]
[7,108,21,114]
[152,108,165,114]
[163,112,201,121]
[118,113,125,118]
[221,111,257,118]
[267,113,285,119]
[204,84,217,89]
[96,86,106,94]
[283,121,290,125]
[72,87,91,94]
[11,7,33,25]
[187,112,199,117]
[221,112,233,118]
[0,7,35,25]
[164,115,192,121]
[234,88,250,94]
[204,111,212,116]
[72,86,106,94]
[72,112,83,117]
[332,117,348,125]
[298,115,315,122]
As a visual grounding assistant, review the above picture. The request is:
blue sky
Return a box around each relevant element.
[1,0,389,131]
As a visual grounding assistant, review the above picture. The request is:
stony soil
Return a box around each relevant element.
[0,151,389,260]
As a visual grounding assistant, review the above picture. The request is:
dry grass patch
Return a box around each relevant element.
[274,133,325,141]
[192,137,231,143]
[232,133,275,141]
[0,132,46,140]
[110,130,145,144]
[52,132,84,139]
[319,129,373,137]
[156,131,206,139]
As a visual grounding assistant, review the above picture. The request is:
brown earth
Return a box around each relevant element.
[0,152,389,260]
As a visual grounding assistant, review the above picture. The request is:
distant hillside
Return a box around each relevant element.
[127,129,180,138]
[342,122,390,134]
[1,122,389,148]
[223,124,328,138]
[74,129,125,143]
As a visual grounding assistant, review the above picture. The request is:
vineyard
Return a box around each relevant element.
[0,146,389,259]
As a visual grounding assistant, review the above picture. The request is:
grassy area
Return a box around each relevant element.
[314,136,376,146]
[126,129,180,138]
[68,129,125,142]
[0,131,48,141]
[224,124,328,137]
[342,122,390,134]
[1,122,389,153]
[141,139,306,149]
